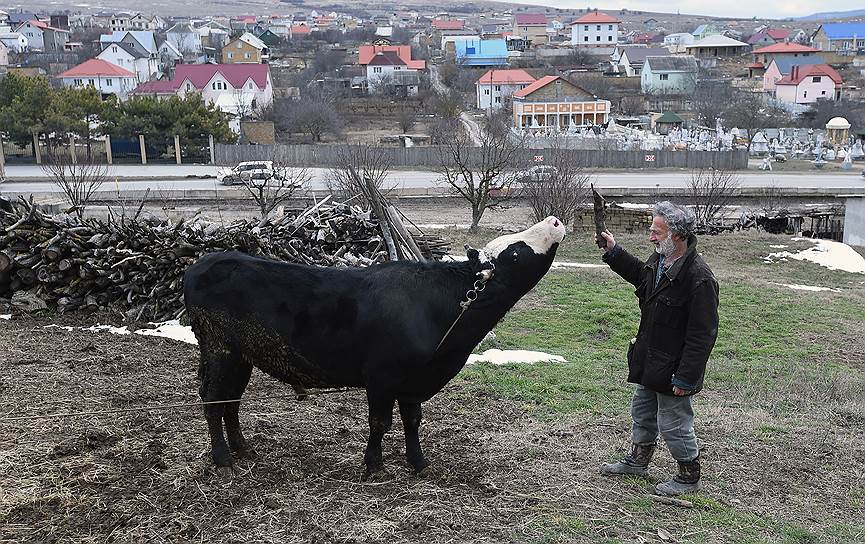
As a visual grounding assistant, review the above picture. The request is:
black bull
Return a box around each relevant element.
[183,217,566,476]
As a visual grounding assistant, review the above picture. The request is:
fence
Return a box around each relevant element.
[214,144,749,170]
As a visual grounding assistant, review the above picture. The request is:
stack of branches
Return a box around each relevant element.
[0,195,450,321]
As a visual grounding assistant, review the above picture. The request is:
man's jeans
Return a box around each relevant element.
[631,384,700,462]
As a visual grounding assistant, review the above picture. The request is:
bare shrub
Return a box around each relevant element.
[241,160,311,217]
[397,111,417,134]
[41,151,108,219]
[327,142,394,200]
[522,145,591,226]
[757,181,784,215]
[688,168,741,227]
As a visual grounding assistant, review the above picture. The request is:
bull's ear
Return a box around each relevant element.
[465,244,480,264]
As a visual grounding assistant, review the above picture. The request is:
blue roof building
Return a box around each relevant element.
[813,23,865,52]
[454,38,508,66]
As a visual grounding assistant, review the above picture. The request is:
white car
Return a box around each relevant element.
[217,161,281,185]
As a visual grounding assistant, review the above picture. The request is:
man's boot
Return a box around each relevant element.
[655,455,702,496]
[601,442,655,478]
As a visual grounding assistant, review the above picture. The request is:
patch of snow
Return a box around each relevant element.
[416,224,472,230]
[616,203,652,210]
[135,320,198,345]
[44,325,75,331]
[0,314,10,320]
[769,245,787,249]
[770,282,841,293]
[765,238,865,274]
[467,349,566,365]
[83,324,131,335]
[550,262,605,269]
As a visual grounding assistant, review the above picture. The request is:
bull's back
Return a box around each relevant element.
[184,252,369,387]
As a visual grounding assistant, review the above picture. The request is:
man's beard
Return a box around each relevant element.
[655,232,676,256]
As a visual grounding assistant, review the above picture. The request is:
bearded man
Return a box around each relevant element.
[597,201,719,496]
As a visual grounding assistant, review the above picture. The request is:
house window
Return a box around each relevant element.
[466,47,475,54]
[821,90,826,95]
[803,91,807,98]
[248,82,253,89]
[659,74,669,80]
[106,79,113,86]
[596,25,601,30]
[373,67,382,73]
[88,79,95,86]
[584,25,588,31]
[244,52,250,59]
[495,85,501,91]
[596,36,600,41]
[212,82,217,90]
[608,25,613,30]
[186,83,191,91]
[494,96,501,103]
[237,42,242,48]
[228,52,233,58]
[584,36,588,42]
[812,76,821,83]
[394,66,401,70]
[74,78,83,86]
[112,46,118,53]
[608,36,613,41]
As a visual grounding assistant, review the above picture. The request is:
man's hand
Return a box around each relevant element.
[672,386,690,396]
[598,229,615,252]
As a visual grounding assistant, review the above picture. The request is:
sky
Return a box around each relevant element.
[509,1,863,19]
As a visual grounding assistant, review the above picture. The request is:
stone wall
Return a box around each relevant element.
[573,204,652,234]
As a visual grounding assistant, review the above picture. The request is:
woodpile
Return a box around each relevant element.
[0,195,449,321]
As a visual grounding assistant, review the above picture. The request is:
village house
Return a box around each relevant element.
[513,13,548,46]
[762,56,823,91]
[108,13,131,32]
[640,55,698,95]
[512,75,611,131]
[166,23,202,56]
[570,10,620,48]
[0,32,27,53]
[663,32,694,53]
[99,31,158,59]
[222,32,269,64]
[812,23,865,52]
[289,24,312,40]
[15,20,69,51]
[752,42,820,66]
[455,38,509,66]
[774,64,842,104]
[0,39,7,67]
[431,19,465,32]
[747,28,789,48]
[475,68,535,111]
[685,35,748,58]
[364,50,422,96]
[131,64,274,130]
[96,41,159,83]
[616,46,670,76]
[58,59,138,100]
[129,14,165,31]
[691,23,720,41]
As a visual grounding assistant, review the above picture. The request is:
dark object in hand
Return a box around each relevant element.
[592,184,607,249]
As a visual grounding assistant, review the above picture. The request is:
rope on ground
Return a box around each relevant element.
[0,387,363,422]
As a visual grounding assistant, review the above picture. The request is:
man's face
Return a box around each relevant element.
[650,216,676,256]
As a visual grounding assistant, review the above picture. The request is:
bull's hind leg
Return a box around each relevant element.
[223,358,255,459]
[399,400,430,474]
[364,392,395,478]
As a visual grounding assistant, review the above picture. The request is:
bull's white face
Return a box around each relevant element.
[483,216,566,260]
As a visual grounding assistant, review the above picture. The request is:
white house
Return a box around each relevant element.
[129,14,165,31]
[0,39,8,67]
[58,59,138,100]
[15,20,69,51]
[99,31,158,58]
[109,13,131,32]
[0,32,27,53]
[131,64,274,131]
[570,10,619,48]
[365,50,421,96]
[97,42,159,82]
[158,40,182,71]
[475,68,536,111]
[663,32,694,53]
[166,23,202,55]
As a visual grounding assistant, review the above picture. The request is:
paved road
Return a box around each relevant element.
[2,170,863,196]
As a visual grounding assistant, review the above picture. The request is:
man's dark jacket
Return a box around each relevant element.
[603,235,719,396]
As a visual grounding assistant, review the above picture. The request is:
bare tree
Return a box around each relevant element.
[619,95,646,116]
[327,142,394,200]
[756,181,784,215]
[41,151,108,219]
[397,111,417,134]
[241,162,311,217]
[436,120,527,231]
[688,168,741,227]
[280,95,342,142]
[691,79,734,129]
[522,139,591,225]
[724,91,791,151]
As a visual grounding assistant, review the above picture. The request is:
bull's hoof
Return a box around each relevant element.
[215,465,237,480]
[362,463,384,481]
[410,458,431,475]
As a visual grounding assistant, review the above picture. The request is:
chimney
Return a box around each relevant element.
[791,65,798,80]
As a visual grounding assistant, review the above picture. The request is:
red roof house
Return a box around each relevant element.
[570,11,621,24]
[358,44,425,70]
[431,19,465,31]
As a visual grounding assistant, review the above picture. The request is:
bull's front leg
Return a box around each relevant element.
[399,400,430,473]
[364,393,394,478]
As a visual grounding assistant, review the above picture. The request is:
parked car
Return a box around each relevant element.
[217,161,281,185]
[516,165,558,183]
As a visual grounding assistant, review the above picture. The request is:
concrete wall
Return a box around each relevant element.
[843,197,865,248]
